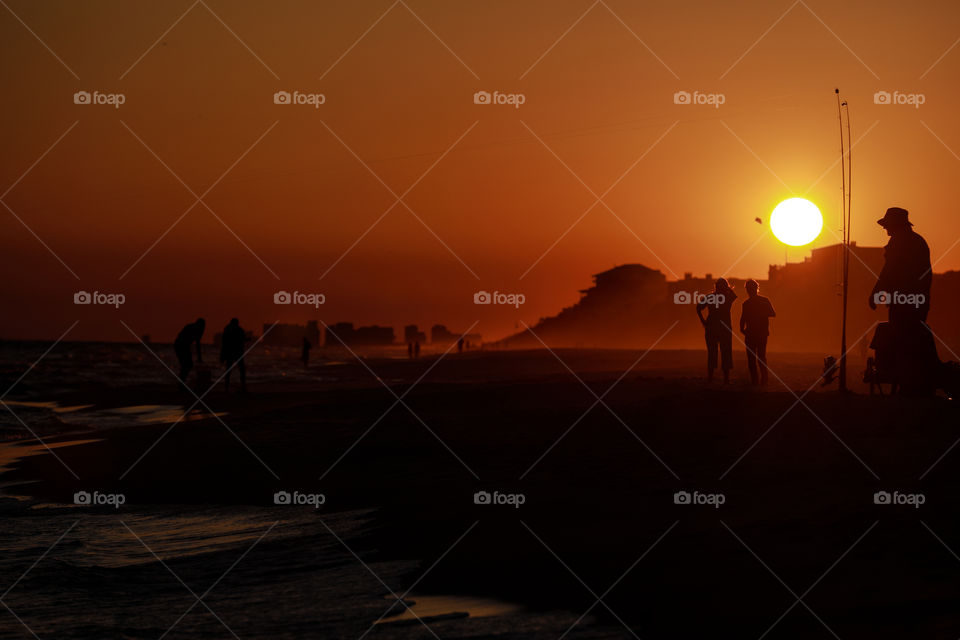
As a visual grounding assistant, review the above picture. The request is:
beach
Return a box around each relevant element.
[5,0,960,635]
[2,343,959,638]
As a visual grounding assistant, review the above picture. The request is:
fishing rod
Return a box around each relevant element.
[836,88,851,392]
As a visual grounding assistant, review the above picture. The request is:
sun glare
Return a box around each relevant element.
[770,198,823,246]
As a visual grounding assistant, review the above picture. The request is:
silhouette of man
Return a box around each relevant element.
[696,278,737,383]
[174,318,205,383]
[869,207,931,322]
[301,337,312,369]
[739,279,776,386]
[220,318,247,394]
[869,207,936,393]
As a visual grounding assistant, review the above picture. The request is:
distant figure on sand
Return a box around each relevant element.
[414,341,421,359]
[174,318,205,384]
[696,278,736,383]
[301,337,311,368]
[220,318,247,394]
[739,279,776,386]
[457,338,464,354]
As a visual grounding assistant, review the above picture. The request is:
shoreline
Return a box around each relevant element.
[2,349,958,636]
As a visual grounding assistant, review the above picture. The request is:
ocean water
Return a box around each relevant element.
[0,340,355,441]
[0,342,615,639]
[0,497,610,639]
[0,502,420,639]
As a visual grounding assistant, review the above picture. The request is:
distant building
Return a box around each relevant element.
[499,243,960,356]
[325,322,395,346]
[404,324,427,344]
[262,321,320,347]
[431,324,456,343]
[506,264,668,348]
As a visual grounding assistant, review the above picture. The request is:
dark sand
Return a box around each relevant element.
[3,348,960,638]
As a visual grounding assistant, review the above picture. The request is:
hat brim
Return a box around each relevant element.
[877,218,913,227]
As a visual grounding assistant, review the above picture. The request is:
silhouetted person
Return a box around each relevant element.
[696,278,736,383]
[414,341,421,359]
[457,338,464,354]
[740,279,776,386]
[220,318,247,394]
[301,337,311,368]
[869,207,937,394]
[408,342,414,359]
[869,207,931,322]
[174,318,205,384]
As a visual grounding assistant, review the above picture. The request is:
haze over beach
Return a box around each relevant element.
[4,1,960,639]
[2,0,960,342]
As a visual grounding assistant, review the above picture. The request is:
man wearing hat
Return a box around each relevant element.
[869,207,936,393]
[869,207,931,323]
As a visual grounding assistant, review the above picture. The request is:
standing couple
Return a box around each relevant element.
[696,278,776,385]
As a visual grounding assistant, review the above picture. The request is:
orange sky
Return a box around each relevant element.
[2,0,960,342]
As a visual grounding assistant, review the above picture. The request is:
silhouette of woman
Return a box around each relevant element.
[696,278,737,384]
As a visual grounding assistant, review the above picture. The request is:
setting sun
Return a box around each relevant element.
[770,198,823,246]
